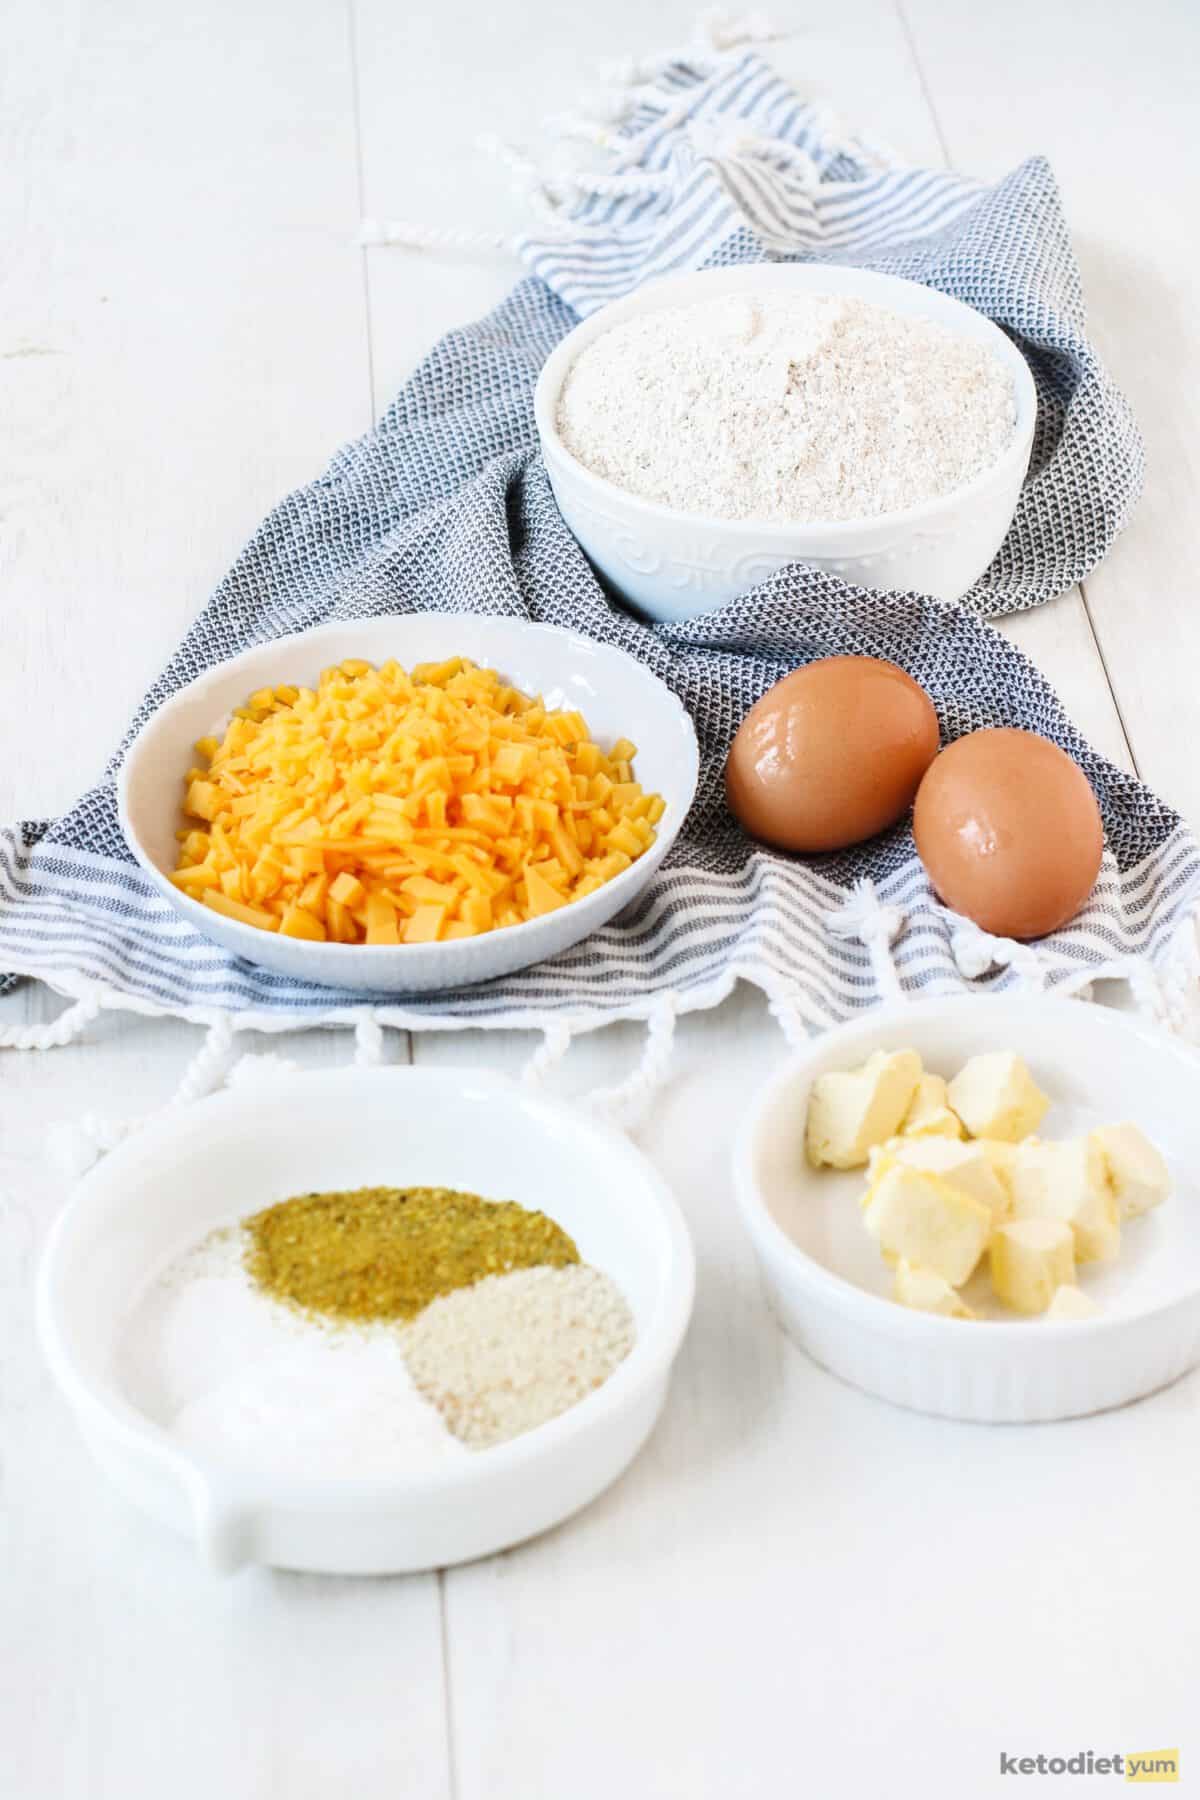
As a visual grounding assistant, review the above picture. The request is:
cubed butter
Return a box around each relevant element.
[1047,1285,1101,1321]
[861,1163,991,1286]
[894,1259,975,1319]
[973,1137,1020,1199]
[899,1072,964,1141]
[1090,1123,1171,1220]
[990,1218,1076,1315]
[805,1048,922,1170]
[947,1052,1050,1142]
[870,1136,1009,1223]
[1010,1136,1120,1264]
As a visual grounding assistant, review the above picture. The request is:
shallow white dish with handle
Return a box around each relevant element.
[535,263,1037,621]
[37,1064,696,1575]
[734,995,1200,1424]
[117,614,698,994]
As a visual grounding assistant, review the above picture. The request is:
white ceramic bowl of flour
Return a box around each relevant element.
[535,265,1037,620]
[37,1066,695,1575]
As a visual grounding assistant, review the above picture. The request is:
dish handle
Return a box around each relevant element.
[185,1467,258,1574]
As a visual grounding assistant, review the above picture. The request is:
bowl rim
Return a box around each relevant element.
[116,613,700,972]
[36,1064,697,1507]
[732,992,1200,1342]
[534,262,1039,543]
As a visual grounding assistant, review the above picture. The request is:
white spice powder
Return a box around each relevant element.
[117,1228,636,1474]
[118,1228,468,1480]
[556,291,1017,524]
[403,1264,636,1449]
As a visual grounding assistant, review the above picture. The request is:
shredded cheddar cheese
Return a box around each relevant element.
[171,657,666,946]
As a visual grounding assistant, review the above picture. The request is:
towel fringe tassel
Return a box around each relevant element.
[826,880,905,1003]
[522,1020,574,1086]
[354,1013,386,1067]
[0,987,102,1051]
[586,995,678,1128]
[360,10,794,252]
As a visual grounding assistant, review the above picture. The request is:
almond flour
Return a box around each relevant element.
[556,291,1017,524]
[402,1263,636,1449]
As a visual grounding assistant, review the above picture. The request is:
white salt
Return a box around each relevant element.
[171,1335,468,1480]
[118,1228,468,1481]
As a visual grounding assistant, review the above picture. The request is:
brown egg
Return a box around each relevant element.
[913,728,1104,939]
[725,656,940,853]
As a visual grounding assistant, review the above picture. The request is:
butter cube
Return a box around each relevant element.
[871,1136,1009,1223]
[862,1163,991,1286]
[1090,1123,1171,1220]
[947,1052,1050,1142]
[805,1048,921,1170]
[1047,1285,1101,1321]
[899,1073,964,1141]
[990,1218,1076,1315]
[894,1259,975,1319]
[1010,1137,1120,1264]
[974,1137,1020,1199]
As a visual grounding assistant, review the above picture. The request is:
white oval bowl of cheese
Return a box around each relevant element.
[117,615,698,994]
[734,995,1200,1423]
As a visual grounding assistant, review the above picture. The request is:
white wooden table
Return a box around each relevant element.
[3,3,1198,1793]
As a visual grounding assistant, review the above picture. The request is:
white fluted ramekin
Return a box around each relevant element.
[734,995,1200,1424]
[535,264,1037,620]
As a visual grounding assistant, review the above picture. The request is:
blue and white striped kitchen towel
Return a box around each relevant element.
[2,33,1196,1077]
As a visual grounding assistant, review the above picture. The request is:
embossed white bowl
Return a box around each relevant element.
[535,265,1037,621]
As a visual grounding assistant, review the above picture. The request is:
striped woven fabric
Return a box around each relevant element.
[2,44,1194,1050]
[521,47,1143,618]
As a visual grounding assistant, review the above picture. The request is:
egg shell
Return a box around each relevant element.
[913,727,1104,939]
[724,656,940,853]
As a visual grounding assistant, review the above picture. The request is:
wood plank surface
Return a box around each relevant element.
[901,0,1200,820]
[1,1,1193,1795]
[0,4,445,1795]
[0,0,371,824]
[354,5,1184,1797]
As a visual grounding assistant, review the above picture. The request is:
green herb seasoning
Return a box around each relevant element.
[243,1185,579,1324]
